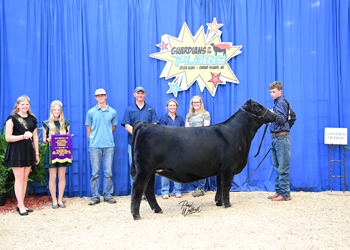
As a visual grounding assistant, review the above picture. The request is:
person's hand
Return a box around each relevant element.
[35,155,40,165]
[71,134,74,137]
[46,137,51,143]
[24,131,33,138]
[23,134,30,140]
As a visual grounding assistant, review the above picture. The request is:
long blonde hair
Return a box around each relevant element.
[11,95,35,116]
[187,95,206,119]
[49,100,66,135]
[166,99,178,115]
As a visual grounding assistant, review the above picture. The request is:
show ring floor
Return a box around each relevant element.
[1,191,349,250]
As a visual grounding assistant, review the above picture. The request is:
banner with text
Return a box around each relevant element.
[51,134,73,164]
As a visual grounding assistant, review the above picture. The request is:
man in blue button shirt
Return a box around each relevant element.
[86,88,118,205]
[121,87,159,189]
[268,81,293,201]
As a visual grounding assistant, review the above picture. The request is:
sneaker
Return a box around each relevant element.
[175,193,182,198]
[162,194,169,199]
[88,199,100,206]
[104,197,117,204]
[192,188,205,197]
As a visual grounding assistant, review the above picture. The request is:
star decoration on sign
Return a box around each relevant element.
[206,18,223,33]
[208,72,223,88]
[167,81,182,97]
[159,41,169,51]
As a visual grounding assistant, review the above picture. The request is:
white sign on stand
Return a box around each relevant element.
[324,128,348,145]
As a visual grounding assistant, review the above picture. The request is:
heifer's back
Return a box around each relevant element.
[131,118,247,183]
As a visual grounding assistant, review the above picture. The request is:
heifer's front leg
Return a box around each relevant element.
[222,171,235,208]
[131,173,151,220]
[215,175,223,206]
[145,173,162,214]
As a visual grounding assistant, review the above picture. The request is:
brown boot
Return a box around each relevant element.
[271,195,292,201]
[267,193,279,199]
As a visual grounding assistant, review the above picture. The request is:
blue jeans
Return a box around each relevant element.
[271,134,291,198]
[89,147,115,201]
[192,179,206,190]
[161,177,182,195]
[128,144,133,187]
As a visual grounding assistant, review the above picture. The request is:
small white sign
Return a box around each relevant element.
[324,127,348,145]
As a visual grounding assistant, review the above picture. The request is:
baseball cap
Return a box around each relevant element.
[95,88,106,95]
[134,86,146,93]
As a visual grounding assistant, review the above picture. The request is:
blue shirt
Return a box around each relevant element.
[121,102,159,144]
[159,113,184,127]
[269,96,290,133]
[85,105,118,148]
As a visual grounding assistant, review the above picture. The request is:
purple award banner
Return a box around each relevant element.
[51,134,73,164]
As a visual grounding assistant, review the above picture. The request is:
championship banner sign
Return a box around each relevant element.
[51,134,73,164]
[150,18,242,97]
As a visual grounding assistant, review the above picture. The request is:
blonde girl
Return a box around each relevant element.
[42,100,71,209]
[185,95,210,197]
[4,95,40,216]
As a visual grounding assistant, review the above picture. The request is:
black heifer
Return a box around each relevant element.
[130,99,277,220]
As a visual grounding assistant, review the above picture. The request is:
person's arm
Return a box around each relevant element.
[125,124,133,135]
[33,128,40,164]
[275,101,288,125]
[5,119,29,142]
[42,126,51,144]
[112,111,117,132]
[86,125,91,141]
[185,121,190,127]
[180,117,185,127]
[203,112,210,126]
[152,109,159,124]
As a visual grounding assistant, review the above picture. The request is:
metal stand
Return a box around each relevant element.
[329,145,346,192]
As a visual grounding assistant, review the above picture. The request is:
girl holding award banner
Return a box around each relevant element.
[4,95,40,216]
[42,100,71,209]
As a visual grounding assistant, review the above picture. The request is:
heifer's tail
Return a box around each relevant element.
[130,121,144,180]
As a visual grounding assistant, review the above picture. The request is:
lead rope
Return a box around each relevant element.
[244,147,271,185]
[254,124,268,157]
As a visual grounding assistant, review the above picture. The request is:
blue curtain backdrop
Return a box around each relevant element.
[1,0,349,197]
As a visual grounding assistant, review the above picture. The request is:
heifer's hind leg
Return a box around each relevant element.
[215,175,223,206]
[145,174,162,214]
[131,173,152,220]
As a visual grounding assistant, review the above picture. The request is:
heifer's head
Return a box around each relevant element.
[241,99,277,124]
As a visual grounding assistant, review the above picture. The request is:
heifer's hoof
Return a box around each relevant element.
[154,208,163,214]
[133,214,141,220]
[216,201,223,206]
[224,203,232,208]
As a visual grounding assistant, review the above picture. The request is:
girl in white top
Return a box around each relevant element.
[185,95,210,197]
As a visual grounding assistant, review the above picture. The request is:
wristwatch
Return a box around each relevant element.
[36,153,39,156]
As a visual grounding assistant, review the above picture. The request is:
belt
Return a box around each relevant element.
[273,131,288,139]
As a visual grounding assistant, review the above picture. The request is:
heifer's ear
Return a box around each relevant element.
[244,99,252,111]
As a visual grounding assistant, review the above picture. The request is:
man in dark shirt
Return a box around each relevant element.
[121,87,159,189]
[268,81,292,201]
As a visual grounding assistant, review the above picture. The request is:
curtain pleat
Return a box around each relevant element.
[0,0,349,197]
